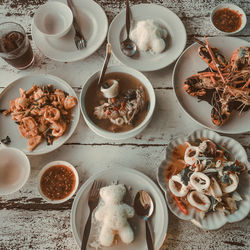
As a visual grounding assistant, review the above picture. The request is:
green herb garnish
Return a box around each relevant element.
[223,163,242,173]
[221,173,231,184]
[1,136,11,145]
[180,167,192,186]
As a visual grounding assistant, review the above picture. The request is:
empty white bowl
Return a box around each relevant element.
[38,160,79,203]
[80,65,156,140]
[210,4,247,35]
[0,147,30,195]
[33,2,73,38]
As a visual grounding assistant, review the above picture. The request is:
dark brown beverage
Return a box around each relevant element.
[0,22,34,69]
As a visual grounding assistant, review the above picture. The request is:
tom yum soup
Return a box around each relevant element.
[85,72,150,132]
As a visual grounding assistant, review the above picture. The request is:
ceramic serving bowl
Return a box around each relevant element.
[0,146,30,195]
[157,129,250,230]
[210,4,247,35]
[80,65,156,140]
[38,160,79,203]
[33,1,73,38]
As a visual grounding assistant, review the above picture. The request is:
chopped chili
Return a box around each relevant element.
[212,8,242,32]
[40,165,76,200]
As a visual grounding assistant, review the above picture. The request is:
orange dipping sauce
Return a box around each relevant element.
[40,165,76,200]
[212,8,242,32]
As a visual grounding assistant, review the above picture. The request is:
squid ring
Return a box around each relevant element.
[221,173,239,193]
[184,145,200,166]
[187,191,211,212]
[190,172,210,192]
[169,175,189,197]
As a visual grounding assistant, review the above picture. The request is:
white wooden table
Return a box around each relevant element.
[0,0,249,249]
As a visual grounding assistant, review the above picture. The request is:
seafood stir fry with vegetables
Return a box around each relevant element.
[3,85,77,151]
[165,138,247,216]
[184,35,250,126]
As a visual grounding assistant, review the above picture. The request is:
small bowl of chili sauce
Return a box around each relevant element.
[38,161,79,203]
[210,4,247,34]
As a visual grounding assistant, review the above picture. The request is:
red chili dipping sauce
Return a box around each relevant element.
[212,8,242,32]
[40,165,76,200]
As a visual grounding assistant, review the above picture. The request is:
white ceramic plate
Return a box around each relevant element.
[32,0,108,62]
[71,167,168,250]
[0,74,80,155]
[108,4,187,71]
[173,36,250,134]
[157,129,250,230]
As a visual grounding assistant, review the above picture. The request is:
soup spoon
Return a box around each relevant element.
[120,0,137,57]
[97,43,112,86]
[134,190,155,250]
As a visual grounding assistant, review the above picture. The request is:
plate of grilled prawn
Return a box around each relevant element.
[173,36,250,134]
[0,74,80,155]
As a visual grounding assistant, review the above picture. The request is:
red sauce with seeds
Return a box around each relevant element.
[212,8,242,32]
[40,165,76,200]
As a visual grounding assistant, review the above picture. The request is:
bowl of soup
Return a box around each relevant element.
[80,65,156,140]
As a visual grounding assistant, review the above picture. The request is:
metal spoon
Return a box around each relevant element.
[134,190,154,250]
[120,0,136,57]
[97,43,112,86]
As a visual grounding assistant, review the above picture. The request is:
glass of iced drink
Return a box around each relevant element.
[0,22,34,69]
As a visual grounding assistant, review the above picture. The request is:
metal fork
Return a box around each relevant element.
[67,0,86,50]
[81,180,102,250]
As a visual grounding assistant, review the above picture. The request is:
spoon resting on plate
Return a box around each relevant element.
[134,190,155,250]
[120,0,137,57]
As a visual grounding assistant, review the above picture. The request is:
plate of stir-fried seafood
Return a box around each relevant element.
[0,74,80,155]
[157,129,250,230]
[173,36,250,134]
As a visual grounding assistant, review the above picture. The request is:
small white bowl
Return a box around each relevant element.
[33,2,73,38]
[80,65,156,140]
[0,147,30,195]
[38,160,79,203]
[210,4,247,35]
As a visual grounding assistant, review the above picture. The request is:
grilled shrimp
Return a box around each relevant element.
[64,95,77,110]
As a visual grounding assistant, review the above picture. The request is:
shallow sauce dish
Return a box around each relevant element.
[210,4,247,35]
[33,1,73,38]
[80,65,155,140]
[157,129,250,230]
[0,146,30,195]
[38,160,79,203]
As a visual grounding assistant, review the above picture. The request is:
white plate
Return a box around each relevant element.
[108,4,187,71]
[71,167,168,250]
[31,0,108,62]
[0,74,80,155]
[173,36,250,134]
[157,129,250,230]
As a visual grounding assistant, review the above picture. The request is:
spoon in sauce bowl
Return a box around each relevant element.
[134,190,155,250]
[120,0,137,57]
